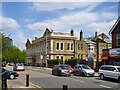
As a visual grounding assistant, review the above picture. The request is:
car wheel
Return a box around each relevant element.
[118,77,120,83]
[10,74,14,79]
[74,73,76,76]
[100,74,104,80]
[82,72,85,77]
[52,71,54,75]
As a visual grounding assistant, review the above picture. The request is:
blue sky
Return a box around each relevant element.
[1,1,119,50]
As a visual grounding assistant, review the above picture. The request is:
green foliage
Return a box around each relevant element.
[48,59,63,65]
[1,32,26,63]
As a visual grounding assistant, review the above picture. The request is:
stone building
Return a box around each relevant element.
[25,28,88,65]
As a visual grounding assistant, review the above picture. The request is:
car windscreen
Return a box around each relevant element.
[65,65,71,68]
[16,64,24,66]
[82,65,91,69]
[117,67,120,72]
[59,66,67,69]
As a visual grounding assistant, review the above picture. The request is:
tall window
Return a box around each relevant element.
[117,34,120,46]
[56,56,59,59]
[100,45,102,51]
[61,43,63,50]
[78,44,80,50]
[61,56,63,60]
[78,54,80,58]
[56,43,59,50]
[106,45,108,49]
[71,43,73,50]
[67,43,70,50]
[81,44,83,50]
[81,54,83,59]
[103,45,105,49]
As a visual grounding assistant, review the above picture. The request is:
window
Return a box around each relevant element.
[94,55,96,61]
[78,54,80,58]
[67,43,70,50]
[78,44,80,50]
[117,34,120,46]
[61,56,63,60]
[106,45,108,49]
[103,45,105,49]
[56,43,59,50]
[100,45,102,51]
[81,44,83,50]
[71,43,73,50]
[81,54,83,59]
[56,56,59,59]
[61,43,63,50]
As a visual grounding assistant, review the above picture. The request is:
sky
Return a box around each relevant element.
[1,0,119,50]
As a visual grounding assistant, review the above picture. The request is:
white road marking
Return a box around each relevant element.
[100,85,112,88]
[72,79,84,82]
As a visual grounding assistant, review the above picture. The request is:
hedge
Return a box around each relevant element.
[47,59,63,67]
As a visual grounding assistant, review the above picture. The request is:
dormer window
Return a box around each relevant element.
[117,34,120,46]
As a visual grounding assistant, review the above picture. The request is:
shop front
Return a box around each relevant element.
[100,49,109,65]
[109,48,120,66]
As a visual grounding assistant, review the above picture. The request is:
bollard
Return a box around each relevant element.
[26,74,29,87]
[63,85,68,90]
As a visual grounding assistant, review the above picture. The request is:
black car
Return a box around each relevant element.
[52,65,71,76]
[2,67,19,79]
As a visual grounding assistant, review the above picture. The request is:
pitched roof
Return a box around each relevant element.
[109,17,120,35]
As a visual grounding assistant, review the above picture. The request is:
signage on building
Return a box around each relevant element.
[47,55,49,59]
[88,53,93,61]
[109,48,120,57]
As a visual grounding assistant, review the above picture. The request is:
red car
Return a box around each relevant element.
[61,64,74,73]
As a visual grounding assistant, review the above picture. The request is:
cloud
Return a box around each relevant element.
[23,19,35,23]
[27,11,100,31]
[11,30,27,50]
[0,16,20,31]
[29,2,95,12]
[86,20,116,34]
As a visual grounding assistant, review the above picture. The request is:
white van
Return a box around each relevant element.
[98,65,120,82]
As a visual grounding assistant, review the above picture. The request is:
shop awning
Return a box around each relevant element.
[100,56,108,60]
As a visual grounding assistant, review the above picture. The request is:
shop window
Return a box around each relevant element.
[106,45,108,49]
[67,43,70,50]
[56,43,59,50]
[117,34,120,46]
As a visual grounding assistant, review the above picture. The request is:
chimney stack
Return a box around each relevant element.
[80,30,83,41]
[35,37,38,40]
[95,31,97,37]
[70,29,74,36]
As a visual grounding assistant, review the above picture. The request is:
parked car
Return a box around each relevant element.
[1,66,19,79]
[9,63,14,66]
[98,65,120,82]
[52,65,71,76]
[73,65,95,76]
[61,64,74,73]
[13,63,25,71]
[2,63,6,67]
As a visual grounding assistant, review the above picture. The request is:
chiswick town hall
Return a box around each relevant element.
[25,28,112,67]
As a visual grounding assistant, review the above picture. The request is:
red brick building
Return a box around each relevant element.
[100,17,120,65]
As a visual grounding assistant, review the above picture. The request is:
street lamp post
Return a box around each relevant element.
[76,42,77,58]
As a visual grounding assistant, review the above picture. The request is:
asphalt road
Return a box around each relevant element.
[5,66,120,90]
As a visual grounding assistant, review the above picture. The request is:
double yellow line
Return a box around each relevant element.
[25,80,44,90]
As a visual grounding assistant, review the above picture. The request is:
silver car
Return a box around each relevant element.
[13,63,25,71]
[98,65,120,82]
[73,65,95,76]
